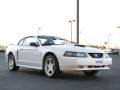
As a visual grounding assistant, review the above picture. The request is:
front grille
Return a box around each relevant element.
[88,53,103,58]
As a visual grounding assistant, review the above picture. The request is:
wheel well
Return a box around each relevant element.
[8,52,14,57]
[43,52,60,70]
[8,52,13,60]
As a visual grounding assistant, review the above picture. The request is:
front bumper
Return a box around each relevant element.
[59,57,112,71]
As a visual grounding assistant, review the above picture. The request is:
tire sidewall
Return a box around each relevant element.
[8,54,18,71]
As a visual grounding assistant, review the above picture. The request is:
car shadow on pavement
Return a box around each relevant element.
[57,71,105,81]
[14,68,106,81]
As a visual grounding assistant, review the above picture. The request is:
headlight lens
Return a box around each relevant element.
[64,51,87,57]
[104,53,110,58]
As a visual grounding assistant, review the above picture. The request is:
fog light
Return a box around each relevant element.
[107,65,110,67]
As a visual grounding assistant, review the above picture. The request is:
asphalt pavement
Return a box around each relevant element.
[0,53,120,90]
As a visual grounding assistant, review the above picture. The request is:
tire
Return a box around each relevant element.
[43,55,60,78]
[8,54,19,71]
[83,70,99,76]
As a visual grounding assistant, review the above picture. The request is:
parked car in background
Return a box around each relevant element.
[5,35,112,78]
[103,49,112,55]
[111,49,120,55]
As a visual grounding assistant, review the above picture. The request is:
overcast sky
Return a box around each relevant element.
[0,0,120,48]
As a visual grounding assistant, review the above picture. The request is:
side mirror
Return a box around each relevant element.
[30,42,38,47]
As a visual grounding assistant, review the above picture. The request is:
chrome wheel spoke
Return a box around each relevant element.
[45,57,55,76]
[9,59,14,69]
[8,55,19,71]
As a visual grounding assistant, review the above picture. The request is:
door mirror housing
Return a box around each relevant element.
[30,42,38,47]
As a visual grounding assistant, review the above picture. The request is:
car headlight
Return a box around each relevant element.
[104,53,110,58]
[64,51,87,57]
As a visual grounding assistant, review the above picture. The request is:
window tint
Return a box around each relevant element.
[23,37,38,46]
[37,36,71,46]
[38,37,53,46]
[39,38,47,45]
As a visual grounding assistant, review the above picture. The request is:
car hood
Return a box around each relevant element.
[49,45,105,53]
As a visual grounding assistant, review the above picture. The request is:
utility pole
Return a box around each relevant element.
[77,0,79,44]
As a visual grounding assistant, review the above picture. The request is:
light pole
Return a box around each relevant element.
[108,33,111,49]
[38,27,41,35]
[69,20,76,42]
[77,0,79,44]
[116,26,120,48]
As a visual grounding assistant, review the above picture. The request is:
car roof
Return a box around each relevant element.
[37,35,59,38]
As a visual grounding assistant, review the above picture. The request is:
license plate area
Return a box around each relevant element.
[96,60,103,64]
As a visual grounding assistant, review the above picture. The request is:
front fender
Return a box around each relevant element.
[5,47,18,63]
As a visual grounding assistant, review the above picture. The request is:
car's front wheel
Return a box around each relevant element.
[83,70,99,76]
[43,55,60,78]
[8,54,19,71]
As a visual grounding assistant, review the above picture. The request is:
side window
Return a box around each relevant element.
[18,39,24,46]
[23,37,38,46]
[38,37,53,46]
[39,38,47,45]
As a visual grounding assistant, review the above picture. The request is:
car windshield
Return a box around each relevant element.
[37,36,71,46]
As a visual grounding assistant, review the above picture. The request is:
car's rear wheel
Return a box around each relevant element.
[83,70,99,76]
[8,54,19,71]
[43,55,60,78]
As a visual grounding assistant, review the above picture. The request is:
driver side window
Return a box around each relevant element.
[23,37,38,46]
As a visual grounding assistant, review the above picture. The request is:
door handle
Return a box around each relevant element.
[19,49,23,50]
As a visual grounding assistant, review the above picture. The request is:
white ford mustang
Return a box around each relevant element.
[5,35,112,78]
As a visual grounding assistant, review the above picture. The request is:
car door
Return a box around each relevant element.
[18,36,41,67]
